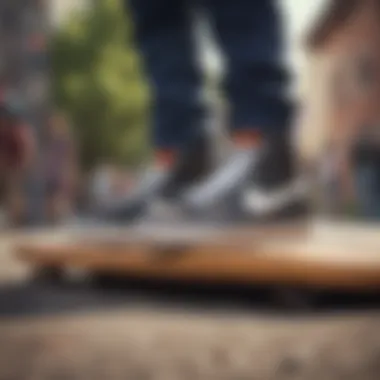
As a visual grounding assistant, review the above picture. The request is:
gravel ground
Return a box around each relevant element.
[1,312,380,380]
[0,233,380,380]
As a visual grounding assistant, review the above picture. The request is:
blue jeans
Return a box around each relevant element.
[355,163,380,219]
[126,0,292,149]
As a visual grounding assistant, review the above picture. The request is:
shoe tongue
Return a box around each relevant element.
[154,149,177,169]
[232,130,263,149]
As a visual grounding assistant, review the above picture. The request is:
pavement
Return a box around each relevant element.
[0,230,380,380]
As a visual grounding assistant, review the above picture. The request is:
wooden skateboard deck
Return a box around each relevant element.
[14,220,380,290]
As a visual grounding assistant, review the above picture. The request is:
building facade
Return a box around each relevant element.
[303,0,380,216]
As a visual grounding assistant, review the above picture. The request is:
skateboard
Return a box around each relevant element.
[13,220,380,292]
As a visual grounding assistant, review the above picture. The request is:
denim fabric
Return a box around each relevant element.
[127,0,291,148]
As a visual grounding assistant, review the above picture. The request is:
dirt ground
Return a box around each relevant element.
[0,234,380,380]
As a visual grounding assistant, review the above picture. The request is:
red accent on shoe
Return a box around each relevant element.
[232,130,263,148]
[154,149,177,168]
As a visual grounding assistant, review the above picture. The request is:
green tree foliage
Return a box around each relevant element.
[51,0,150,170]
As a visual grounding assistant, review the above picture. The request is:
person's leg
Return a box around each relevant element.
[99,0,210,222]
[205,0,291,137]
[128,0,205,151]
[183,0,303,220]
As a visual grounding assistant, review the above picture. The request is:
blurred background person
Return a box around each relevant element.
[0,101,36,227]
[44,111,78,224]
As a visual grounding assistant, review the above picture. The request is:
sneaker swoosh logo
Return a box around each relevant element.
[242,180,307,215]
[185,148,258,207]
